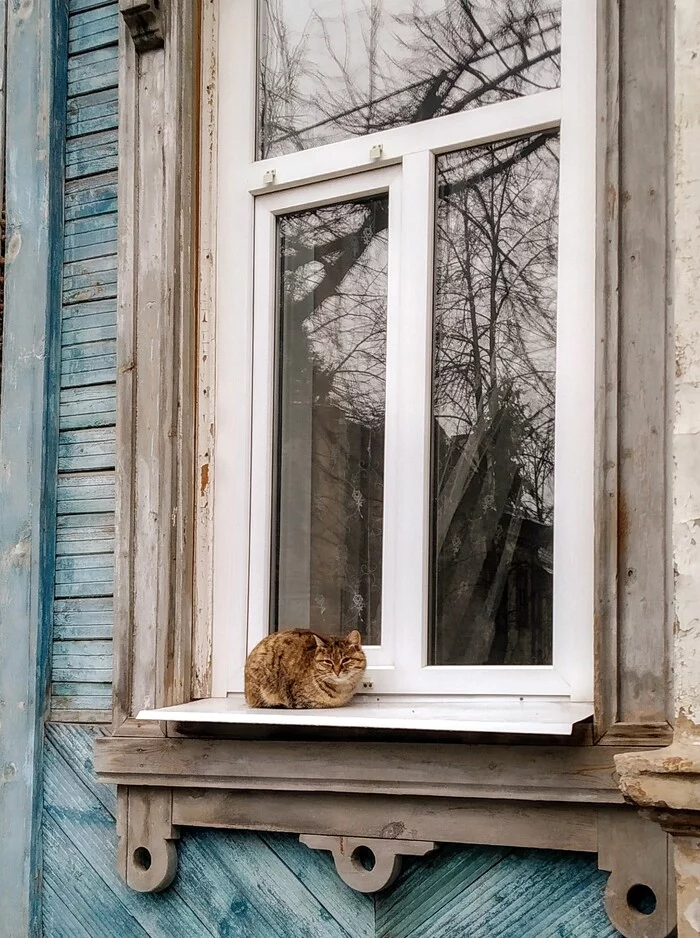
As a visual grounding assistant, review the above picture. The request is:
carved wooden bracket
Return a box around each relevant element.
[299,834,437,893]
[598,808,676,938]
[117,787,179,892]
[119,0,165,51]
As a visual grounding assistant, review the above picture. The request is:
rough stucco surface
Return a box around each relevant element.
[673,0,700,733]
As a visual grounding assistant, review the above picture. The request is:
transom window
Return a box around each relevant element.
[212,0,596,704]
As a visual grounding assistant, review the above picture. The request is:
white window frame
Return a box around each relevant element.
[211,0,597,704]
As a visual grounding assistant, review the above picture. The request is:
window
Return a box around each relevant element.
[211,0,596,709]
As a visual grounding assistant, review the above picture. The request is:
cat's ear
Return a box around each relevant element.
[313,633,327,649]
[346,630,362,647]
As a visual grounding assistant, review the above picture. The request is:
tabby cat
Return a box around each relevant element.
[244,628,367,709]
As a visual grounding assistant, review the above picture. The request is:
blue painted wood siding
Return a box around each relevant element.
[51,0,119,721]
[43,725,623,938]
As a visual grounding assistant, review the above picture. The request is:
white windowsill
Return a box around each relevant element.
[136,695,593,735]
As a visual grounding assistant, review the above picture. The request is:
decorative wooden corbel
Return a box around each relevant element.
[300,834,437,893]
[598,808,676,938]
[120,0,165,52]
[117,787,179,892]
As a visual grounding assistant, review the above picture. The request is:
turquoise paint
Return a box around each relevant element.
[49,0,118,719]
[0,0,68,934]
[42,725,623,938]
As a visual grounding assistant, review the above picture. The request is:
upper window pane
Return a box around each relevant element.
[258,0,561,159]
[430,133,559,667]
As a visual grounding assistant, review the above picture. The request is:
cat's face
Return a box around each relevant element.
[313,630,366,682]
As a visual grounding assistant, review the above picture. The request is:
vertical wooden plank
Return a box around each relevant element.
[615,0,673,726]
[113,1,199,731]
[192,0,218,699]
[595,0,674,743]
[0,0,67,934]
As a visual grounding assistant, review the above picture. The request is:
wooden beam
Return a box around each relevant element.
[0,0,67,934]
[94,736,627,803]
[172,789,601,853]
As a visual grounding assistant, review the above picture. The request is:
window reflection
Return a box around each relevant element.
[258,0,561,158]
[272,197,388,645]
[430,134,559,666]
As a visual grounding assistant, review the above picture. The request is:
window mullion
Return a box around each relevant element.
[379,151,435,690]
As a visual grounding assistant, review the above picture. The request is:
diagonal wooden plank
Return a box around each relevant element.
[43,881,95,938]
[43,736,210,938]
[199,830,356,938]
[261,831,374,938]
[43,814,150,938]
[376,844,508,938]
[46,723,116,817]
[406,848,620,938]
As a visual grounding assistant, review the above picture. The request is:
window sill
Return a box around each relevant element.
[137,694,593,735]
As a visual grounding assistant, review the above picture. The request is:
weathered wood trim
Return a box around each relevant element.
[0,0,67,934]
[594,0,674,741]
[95,735,627,803]
[119,0,165,53]
[173,789,602,852]
[192,0,218,700]
[299,835,437,893]
[117,785,179,892]
[598,807,676,938]
[113,1,199,733]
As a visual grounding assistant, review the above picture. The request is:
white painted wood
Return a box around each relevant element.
[192,0,219,699]
[136,694,593,735]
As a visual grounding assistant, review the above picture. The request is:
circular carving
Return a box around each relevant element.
[127,839,178,893]
[351,846,377,872]
[132,847,152,871]
[626,884,657,916]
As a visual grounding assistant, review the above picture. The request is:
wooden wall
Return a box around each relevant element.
[51,0,118,723]
[41,3,624,936]
[43,725,622,938]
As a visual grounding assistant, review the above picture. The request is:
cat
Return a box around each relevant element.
[244,628,367,709]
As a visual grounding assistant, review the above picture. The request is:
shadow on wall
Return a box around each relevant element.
[42,724,621,938]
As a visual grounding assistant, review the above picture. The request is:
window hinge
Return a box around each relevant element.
[120,0,166,52]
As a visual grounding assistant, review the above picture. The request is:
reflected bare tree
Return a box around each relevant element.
[259,0,560,157]
[432,134,559,667]
[267,1,561,660]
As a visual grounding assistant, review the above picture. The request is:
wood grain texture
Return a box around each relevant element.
[0,0,67,934]
[49,0,119,723]
[113,0,199,731]
[595,0,674,741]
[43,725,624,937]
[94,736,626,803]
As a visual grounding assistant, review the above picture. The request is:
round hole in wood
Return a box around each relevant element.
[626,884,657,916]
[351,846,376,872]
[133,847,153,871]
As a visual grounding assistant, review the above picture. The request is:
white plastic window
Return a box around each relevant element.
[212,0,596,703]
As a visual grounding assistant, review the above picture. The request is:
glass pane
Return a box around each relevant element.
[258,0,561,159]
[272,196,388,645]
[430,133,559,666]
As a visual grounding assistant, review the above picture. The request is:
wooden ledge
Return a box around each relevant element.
[94,735,627,803]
